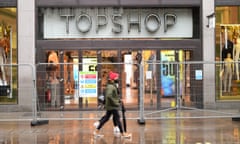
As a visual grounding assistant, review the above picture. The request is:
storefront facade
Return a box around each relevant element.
[35,0,203,110]
[5,0,240,111]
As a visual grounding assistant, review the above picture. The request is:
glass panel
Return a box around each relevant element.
[143,50,157,92]
[216,6,240,100]
[159,50,190,107]
[121,50,139,108]
[101,50,118,88]
[143,50,157,106]
[63,51,78,108]
[64,51,75,95]
[0,8,17,104]
[45,50,61,108]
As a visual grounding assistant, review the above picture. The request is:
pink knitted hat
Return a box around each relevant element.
[109,71,119,80]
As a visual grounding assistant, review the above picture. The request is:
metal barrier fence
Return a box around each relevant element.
[33,61,240,123]
[139,60,240,122]
[0,64,36,122]
[1,61,240,123]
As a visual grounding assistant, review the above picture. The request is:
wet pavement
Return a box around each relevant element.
[0,110,240,144]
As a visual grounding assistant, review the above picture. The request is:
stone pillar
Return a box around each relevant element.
[18,0,35,111]
[202,0,215,109]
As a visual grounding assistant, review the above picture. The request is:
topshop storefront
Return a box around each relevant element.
[3,0,240,111]
[35,0,202,110]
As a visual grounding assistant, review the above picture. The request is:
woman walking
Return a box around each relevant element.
[93,71,131,138]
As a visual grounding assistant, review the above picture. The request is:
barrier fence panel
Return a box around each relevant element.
[141,61,204,121]
[140,61,240,121]
[33,61,240,121]
[1,61,240,122]
[0,64,35,121]
[36,62,142,120]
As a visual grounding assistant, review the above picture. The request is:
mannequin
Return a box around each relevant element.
[223,53,234,92]
[0,46,7,85]
[147,51,156,91]
[47,51,59,80]
[64,54,73,94]
[0,36,9,85]
[147,51,155,72]
[47,51,60,107]
[134,51,142,86]
[222,39,233,61]
[233,37,240,80]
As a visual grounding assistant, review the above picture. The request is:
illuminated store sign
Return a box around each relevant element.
[44,8,193,38]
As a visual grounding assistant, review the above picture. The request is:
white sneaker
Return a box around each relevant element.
[93,121,100,129]
[121,133,132,139]
[113,127,121,137]
[93,130,104,139]
[113,126,120,133]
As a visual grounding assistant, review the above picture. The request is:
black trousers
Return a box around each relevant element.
[99,114,117,126]
[97,109,124,133]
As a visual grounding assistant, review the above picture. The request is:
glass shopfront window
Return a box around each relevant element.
[0,8,17,104]
[216,6,240,100]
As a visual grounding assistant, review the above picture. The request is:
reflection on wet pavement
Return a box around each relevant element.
[0,117,240,144]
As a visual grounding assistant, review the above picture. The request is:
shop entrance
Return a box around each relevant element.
[158,50,192,109]
[40,49,192,110]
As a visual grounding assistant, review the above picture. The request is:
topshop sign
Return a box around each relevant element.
[43,8,193,39]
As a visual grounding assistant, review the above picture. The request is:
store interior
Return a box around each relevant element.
[43,49,192,110]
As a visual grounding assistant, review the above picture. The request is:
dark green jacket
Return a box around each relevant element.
[105,82,120,110]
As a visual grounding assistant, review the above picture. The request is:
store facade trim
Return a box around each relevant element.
[0,0,16,7]
[216,0,240,6]
[36,0,201,7]
[37,39,200,50]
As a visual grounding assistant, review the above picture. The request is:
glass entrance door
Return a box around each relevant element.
[121,50,140,109]
[159,50,192,109]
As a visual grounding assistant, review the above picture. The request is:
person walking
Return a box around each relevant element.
[93,71,131,138]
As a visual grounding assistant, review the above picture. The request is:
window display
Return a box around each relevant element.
[0,36,9,85]
[0,8,17,104]
[218,24,240,97]
[216,6,240,99]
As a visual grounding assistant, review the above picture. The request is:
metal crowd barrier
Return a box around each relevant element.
[139,61,240,122]
[1,61,240,124]
[0,64,36,122]
[33,61,240,123]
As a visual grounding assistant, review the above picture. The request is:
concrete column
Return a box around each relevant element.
[18,0,35,111]
[202,0,215,108]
